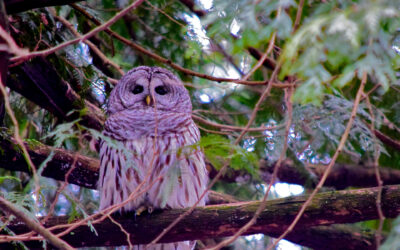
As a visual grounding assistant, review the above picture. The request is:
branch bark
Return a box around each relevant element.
[260,159,400,189]
[0,135,99,189]
[0,196,74,249]
[2,134,400,191]
[7,57,105,130]
[4,185,399,249]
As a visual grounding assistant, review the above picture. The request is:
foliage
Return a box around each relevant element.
[200,134,259,176]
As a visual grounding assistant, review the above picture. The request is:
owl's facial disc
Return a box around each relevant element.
[107,66,192,115]
[149,76,187,112]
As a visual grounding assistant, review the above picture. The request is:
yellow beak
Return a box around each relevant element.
[145,95,152,106]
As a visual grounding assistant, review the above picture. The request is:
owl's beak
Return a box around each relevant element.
[145,95,152,106]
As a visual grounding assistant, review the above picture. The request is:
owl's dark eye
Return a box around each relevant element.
[132,85,144,94]
[155,86,168,95]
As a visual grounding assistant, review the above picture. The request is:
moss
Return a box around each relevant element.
[24,139,44,150]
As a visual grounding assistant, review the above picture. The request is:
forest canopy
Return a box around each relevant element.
[0,0,400,249]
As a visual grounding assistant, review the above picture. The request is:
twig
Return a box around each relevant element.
[241,28,277,80]
[107,214,133,249]
[0,196,74,250]
[364,93,385,245]
[235,32,279,144]
[209,60,284,250]
[49,7,124,76]
[211,40,244,76]
[11,0,145,63]
[0,25,29,56]
[293,0,305,32]
[69,4,293,87]
[0,78,40,196]
[41,148,79,224]
[192,114,281,132]
[144,0,186,28]
[267,71,368,249]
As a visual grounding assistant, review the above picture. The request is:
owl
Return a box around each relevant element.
[98,66,208,249]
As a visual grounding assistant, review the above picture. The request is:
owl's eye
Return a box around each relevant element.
[155,86,168,95]
[132,85,144,94]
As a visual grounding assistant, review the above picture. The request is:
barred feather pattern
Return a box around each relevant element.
[98,66,208,250]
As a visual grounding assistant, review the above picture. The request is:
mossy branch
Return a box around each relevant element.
[4,185,400,248]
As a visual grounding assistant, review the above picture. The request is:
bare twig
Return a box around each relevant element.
[69,4,293,87]
[0,78,40,196]
[144,0,186,27]
[241,28,277,80]
[107,214,133,249]
[267,72,368,249]
[235,33,279,144]
[192,114,281,132]
[293,0,305,32]
[209,65,285,250]
[49,7,124,76]
[0,196,74,250]
[147,31,281,247]
[0,25,29,56]
[364,94,385,245]
[11,0,145,63]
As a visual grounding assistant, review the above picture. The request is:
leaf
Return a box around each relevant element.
[332,65,356,88]
[0,176,21,184]
[200,134,259,176]
[292,78,326,105]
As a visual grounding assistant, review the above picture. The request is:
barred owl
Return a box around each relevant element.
[98,66,208,249]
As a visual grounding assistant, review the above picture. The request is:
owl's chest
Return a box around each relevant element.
[126,133,187,168]
[99,125,206,211]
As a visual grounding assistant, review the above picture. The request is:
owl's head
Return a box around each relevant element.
[107,66,192,115]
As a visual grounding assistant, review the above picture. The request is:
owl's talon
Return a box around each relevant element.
[135,206,147,216]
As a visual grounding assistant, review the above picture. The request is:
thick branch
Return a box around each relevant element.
[4,0,84,14]
[374,129,400,152]
[0,136,99,189]
[3,135,400,191]
[4,185,399,248]
[7,58,105,130]
[211,159,400,190]
[0,136,388,249]
[0,196,74,249]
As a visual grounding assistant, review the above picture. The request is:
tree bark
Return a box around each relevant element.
[4,185,399,249]
[2,134,400,191]
[7,58,105,130]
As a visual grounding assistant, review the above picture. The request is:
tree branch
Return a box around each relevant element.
[0,196,74,249]
[374,128,400,152]
[3,185,399,248]
[2,134,400,191]
[260,159,400,189]
[7,57,105,130]
[70,4,291,87]
[0,135,99,189]
[0,135,389,249]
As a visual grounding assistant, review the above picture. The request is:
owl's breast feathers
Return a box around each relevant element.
[99,112,208,212]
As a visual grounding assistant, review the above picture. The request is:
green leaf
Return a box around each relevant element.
[0,176,21,184]
[293,78,326,105]
[200,134,259,176]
